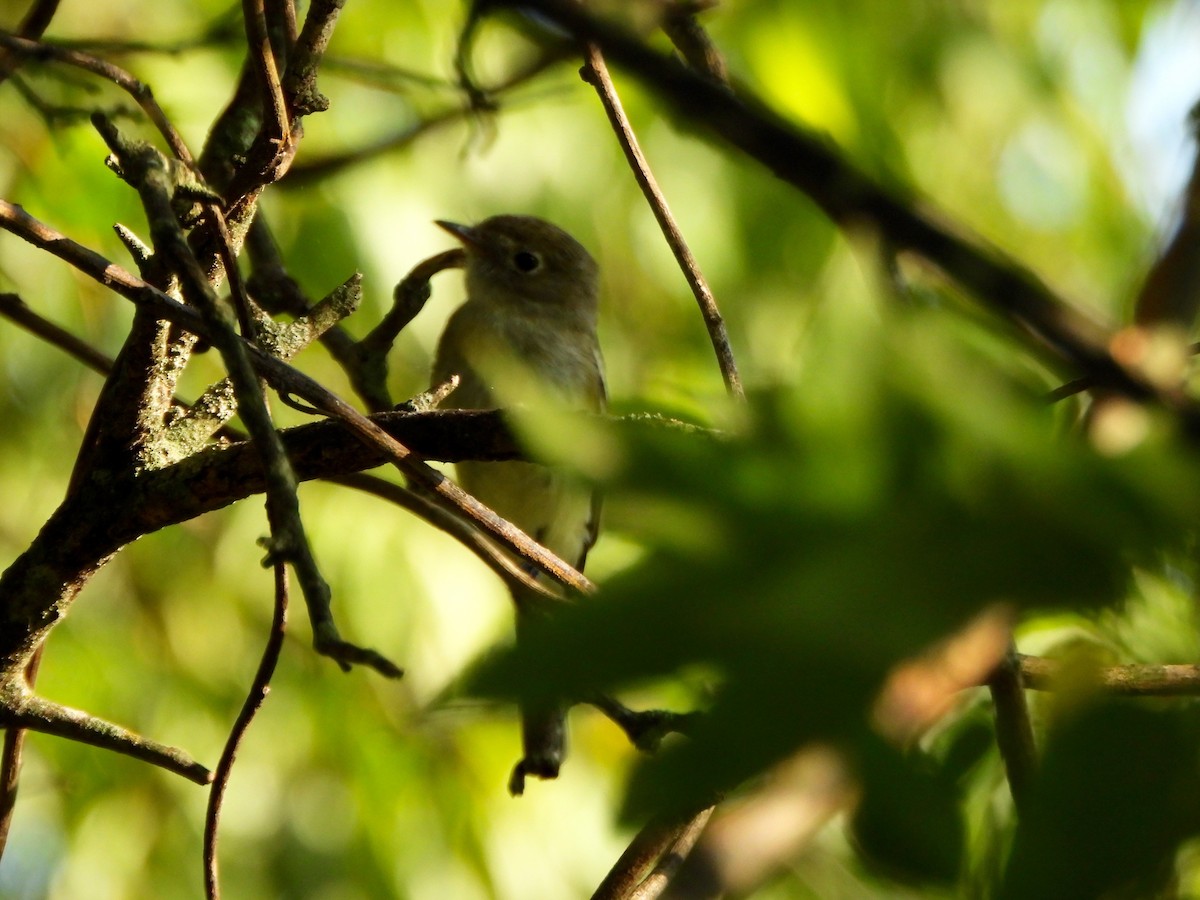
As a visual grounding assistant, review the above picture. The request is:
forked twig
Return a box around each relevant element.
[0,201,595,599]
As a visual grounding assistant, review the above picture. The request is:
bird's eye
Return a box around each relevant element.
[512,250,541,273]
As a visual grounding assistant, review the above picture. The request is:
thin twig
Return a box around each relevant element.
[279,0,345,118]
[287,104,465,184]
[329,473,563,604]
[354,248,465,411]
[1046,336,1200,404]
[262,0,294,75]
[3,688,211,784]
[204,561,289,900]
[7,73,137,127]
[660,1,727,84]
[48,20,242,57]
[242,0,290,147]
[0,32,192,161]
[285,51,568,185]
[13,0,62,39]
[245,217,368,399]
[580,44,743,399]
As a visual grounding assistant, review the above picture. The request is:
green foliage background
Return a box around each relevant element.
[3,0,1200,897]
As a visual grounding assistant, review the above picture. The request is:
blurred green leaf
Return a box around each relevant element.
[1000,702,1200,900]
[466,310,1200,825]
[852,736,965,886]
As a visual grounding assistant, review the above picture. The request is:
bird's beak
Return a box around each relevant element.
[435,220,477,247]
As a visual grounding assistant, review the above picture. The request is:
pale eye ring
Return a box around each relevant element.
[512,250,541,273]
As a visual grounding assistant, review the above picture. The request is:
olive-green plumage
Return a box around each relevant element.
[431,215,605,794]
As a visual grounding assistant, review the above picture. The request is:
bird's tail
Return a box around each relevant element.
[507,595,567,796]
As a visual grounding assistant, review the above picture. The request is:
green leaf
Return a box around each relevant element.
[1000,702,1200,900]
[852,735,965,886]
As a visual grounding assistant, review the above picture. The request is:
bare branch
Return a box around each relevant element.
[91,119,401,678]
[0,292,115,373]
[1019,655,1200,696]
[0,653,42,858]
[3,684,211,785]
[241,0,290,154]
[660,2,727,84]
[593,807,714,900]
[204,561,290,899]
[627,808,713,900]
[280,0,344,118]
[580,44,742,399]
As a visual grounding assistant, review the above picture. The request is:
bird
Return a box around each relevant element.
[430,214,605,795]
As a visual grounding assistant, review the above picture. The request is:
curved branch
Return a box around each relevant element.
[204,562,290,899]
[489,0,1200,426]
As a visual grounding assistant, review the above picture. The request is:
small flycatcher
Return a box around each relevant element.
[431,215,605,795]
